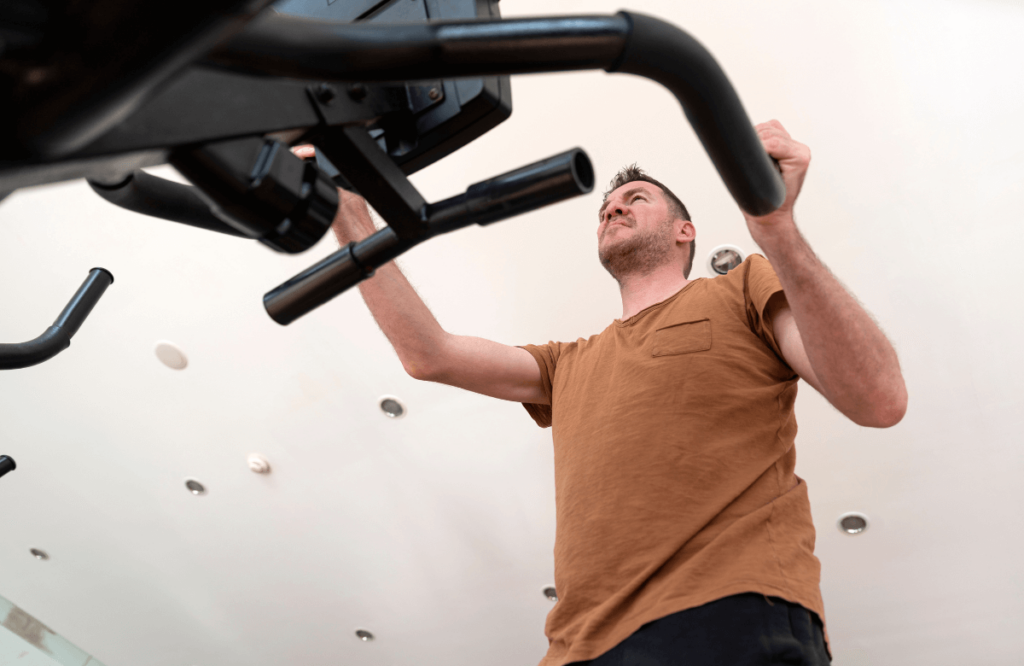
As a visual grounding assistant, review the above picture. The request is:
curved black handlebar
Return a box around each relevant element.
[611,13,784,216]
[208,11,785,216]
[0,268,114,370]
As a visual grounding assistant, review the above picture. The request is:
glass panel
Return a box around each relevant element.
[0,594,108,666]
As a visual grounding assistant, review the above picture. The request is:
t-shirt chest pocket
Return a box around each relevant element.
[650,318,712,357]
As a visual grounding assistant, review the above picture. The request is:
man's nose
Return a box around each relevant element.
[605,206,624,223]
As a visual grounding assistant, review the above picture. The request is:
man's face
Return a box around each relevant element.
[597,181,678,282]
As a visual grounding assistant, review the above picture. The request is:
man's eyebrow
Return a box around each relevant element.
[598,187,648,221]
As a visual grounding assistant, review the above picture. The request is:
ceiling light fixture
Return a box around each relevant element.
[543,586,558,602]
[707,245,745,275]
[29,548,48,560]
[185,479,206,495]
[155,341,188,370]
[247,453,271,474]
[379,395,406,419]
[837,511,869,535]
[355,629,375,642]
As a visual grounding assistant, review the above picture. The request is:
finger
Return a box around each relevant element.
[760,134,802,162]
[291,144,316,159]
[764,119,789,136]
[756,126,805,152]
[757,127,787,142]
[755,124,790,146]
[757,123,791,140]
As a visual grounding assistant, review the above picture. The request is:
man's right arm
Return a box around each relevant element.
[332,188,549,406]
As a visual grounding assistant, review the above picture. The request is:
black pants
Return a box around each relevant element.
[567,593,831,666]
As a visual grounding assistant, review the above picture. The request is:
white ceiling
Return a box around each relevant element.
[2,0,1023,664]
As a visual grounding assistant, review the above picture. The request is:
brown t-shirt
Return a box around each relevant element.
[519,254,830,666]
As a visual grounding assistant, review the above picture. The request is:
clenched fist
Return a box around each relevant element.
[743,119,811,235]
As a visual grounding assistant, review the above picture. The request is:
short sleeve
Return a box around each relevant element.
[744,253,788,363]
[516,342,560,428]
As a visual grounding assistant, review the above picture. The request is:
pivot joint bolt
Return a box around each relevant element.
[315,83,336,105]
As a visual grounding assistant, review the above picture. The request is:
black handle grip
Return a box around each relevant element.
[428,148,594,232]
[0,455,15,479]
[264,241,381,326]
[0,268,114,370]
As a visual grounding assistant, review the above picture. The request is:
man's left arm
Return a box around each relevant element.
[744,120,908,428]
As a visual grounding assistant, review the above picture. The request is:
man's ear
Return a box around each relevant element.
[675,219,695,243]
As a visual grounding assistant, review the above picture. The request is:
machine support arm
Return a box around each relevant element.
[206,11,785,216]
[88,171,250,239]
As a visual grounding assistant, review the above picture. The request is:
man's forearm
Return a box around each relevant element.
[752,220,908,425]
[333,195,448,379]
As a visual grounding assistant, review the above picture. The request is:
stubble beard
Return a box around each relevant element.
[598,219,675,285]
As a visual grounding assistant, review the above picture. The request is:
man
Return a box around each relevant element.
[299,120,907,665]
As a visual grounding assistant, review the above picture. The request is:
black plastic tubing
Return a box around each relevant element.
[207,11,785,216]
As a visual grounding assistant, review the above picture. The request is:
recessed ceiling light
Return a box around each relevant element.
[543,586,558,602]
[185,479,206,495]
[355,629,375,642]
[707,244,745,275]
[30,548,48,560]
[155,341,188,370]
[379,395,406,419]
[837,511,869,535]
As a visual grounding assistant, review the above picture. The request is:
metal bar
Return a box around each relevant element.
[312,125,428,240]
[205,11,784,216]
[206,14,632,80]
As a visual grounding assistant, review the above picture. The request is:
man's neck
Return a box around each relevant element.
[617,265,691,321]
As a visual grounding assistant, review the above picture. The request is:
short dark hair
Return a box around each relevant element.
[603,165,696,279]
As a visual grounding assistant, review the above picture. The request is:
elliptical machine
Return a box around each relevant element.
[0,0,784,369]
